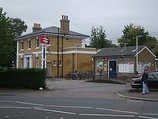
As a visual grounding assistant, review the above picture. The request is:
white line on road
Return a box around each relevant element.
[34,107,76,115]
[15,101,44,106]
[96,107,139,114]
[46,105,93,109]
[139,116,158,119]
[0,106,31,109]
[79,113,135,118]
[0,100,13,103]
[143,113,158,116]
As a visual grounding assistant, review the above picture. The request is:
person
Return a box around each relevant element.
[142,69,149,95]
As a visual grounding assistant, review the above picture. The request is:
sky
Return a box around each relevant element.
[1,0,158,44]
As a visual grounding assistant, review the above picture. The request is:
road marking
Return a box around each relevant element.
[79,113,135,118]
[139,115,158,119]
[34,107,76,115]
[15,101,44,106]
[46,105,93,109]
[143,113,158,116]
[0,106,31,109]
[96,107,139,114]
[0,100,13,103]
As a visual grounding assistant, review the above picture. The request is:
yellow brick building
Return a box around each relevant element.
[15,15,97,77]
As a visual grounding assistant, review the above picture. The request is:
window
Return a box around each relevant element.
[28,39,31,49]
[53,60,57,66]
[59,60,62,66]
[35,57,39,68]
[21,41,24,50]
[35,37,40,48]
[26,57,30,68]
[118,62,134,73]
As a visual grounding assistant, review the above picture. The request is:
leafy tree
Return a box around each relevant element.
[10,18,27,38]
[0,7,14,68]
[145,36,158,57]
[118,23,149,47]
[10,18,27,67]
[90,26,112,49]
[118,23,158,57]
[0,7,27,68]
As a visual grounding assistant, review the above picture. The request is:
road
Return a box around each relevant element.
[0,78,158,119]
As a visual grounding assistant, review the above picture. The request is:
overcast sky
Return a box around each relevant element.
[1,0,158,44]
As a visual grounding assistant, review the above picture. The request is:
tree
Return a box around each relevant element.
[10,18,27,67]
[118,23,158,57]
[10,18,27,38]
[90,26,112,49]
[0,7,14,68]
[118,23,149,47]
[0,7,27,68]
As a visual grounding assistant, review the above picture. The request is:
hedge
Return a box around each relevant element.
[0,68,46,90]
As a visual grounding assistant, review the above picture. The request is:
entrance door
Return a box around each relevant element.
[46,62,52,77]
[109,61,117,79]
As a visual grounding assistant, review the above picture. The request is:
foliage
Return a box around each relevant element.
[0,7,14,68]
[118,23,149,47]
[118,23,158,57]
[0,7,27,68]
[10,18,27,38]
[0,68,46,90]
[90,26,112,49]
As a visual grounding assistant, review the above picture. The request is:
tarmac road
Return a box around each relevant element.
[0,78,158,119]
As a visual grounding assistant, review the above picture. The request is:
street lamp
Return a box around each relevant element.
[136,35,142,72]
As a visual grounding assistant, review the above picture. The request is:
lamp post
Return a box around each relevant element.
[136,35,142,72]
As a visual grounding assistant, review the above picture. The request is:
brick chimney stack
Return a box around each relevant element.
[32,23,42,32]
[60,15,70,33]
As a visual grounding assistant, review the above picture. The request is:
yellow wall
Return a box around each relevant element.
[17,35,96,77]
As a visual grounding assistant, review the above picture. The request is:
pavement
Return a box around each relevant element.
[0,79,158,102]
[117,88,158,102]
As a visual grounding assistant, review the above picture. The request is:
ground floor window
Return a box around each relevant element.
[118,62,134,73]
[24,55,32,68]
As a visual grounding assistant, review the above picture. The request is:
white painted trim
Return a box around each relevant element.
[17,50,97,56]
[24,55,32,68]
[135,46,156,58]
[16,41,19,68]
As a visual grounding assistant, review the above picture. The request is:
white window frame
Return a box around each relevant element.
[59,59,62,66]
[27,39,31,50]
[21,40,24,50]
[24,55,32,68]
[53,60,57,66]
[35,37,40,48]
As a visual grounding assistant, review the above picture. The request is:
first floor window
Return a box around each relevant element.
[21,41,24,50]
[28,39,31,49]
[59,60,62,66]
[53,60,57,66]
[35,37,39,48]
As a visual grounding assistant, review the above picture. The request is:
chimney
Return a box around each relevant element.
[60,15,70,33]
[32,23,42,32]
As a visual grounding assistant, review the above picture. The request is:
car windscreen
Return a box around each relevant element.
[148,72,158,80]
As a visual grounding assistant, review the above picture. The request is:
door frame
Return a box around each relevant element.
[108,59,117,79]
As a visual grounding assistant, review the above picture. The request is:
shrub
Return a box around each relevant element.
[0,68,46,90]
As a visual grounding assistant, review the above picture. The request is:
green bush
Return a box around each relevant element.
[0,68,46,90]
